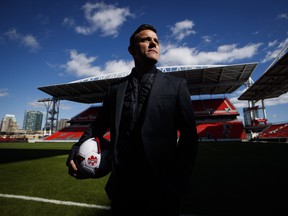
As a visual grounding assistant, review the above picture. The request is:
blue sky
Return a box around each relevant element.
[1,0,288,129]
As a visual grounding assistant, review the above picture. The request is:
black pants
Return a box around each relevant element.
[108,153,182,216]
[110,180,180,216]
[110,196,180,216]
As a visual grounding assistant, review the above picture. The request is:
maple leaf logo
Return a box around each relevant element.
[87,155,98,166]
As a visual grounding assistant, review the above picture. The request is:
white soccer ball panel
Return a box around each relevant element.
[76,137,112,178]
[79,138,100,155]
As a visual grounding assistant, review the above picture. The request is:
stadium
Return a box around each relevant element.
[1,46,287,216]
[37,45,288,143]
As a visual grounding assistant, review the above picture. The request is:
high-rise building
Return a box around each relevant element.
[56,118,70,131]
[23,110,43,131]
[0,114,19,133]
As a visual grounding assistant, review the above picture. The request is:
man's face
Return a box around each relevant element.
[132,29,160,64]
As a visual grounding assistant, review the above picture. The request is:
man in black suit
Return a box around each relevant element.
[67,24,198,216]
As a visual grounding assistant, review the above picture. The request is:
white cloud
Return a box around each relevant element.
[27,101,45,108]
[29,100,73,113]
[202,35,212,44]
[262,38,288,63]
[59,103,73,111]
[0,89,9,97]
[63,50,133,78]
[277,13,288,20]
[63,17,75,28]
[103,60,134,74]
[72,2,133,37]
[267,40,278,48]
[159,43,261,66]
[63,50,101,77]
[22,35,40,50]
[229,91,288,110]
[229,97,249,109]
[264,92,288,106]
[3,28,41,52]
[170,20,196,41]
[63,41,264,78]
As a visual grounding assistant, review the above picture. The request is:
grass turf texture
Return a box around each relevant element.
[0,142,110,216]
[1,141,288,215]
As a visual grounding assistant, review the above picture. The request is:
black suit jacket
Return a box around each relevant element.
[78,69,198,196]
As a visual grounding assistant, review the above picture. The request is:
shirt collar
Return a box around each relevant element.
[131,66,157,79]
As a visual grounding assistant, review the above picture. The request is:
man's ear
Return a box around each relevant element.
[128,46,135,55]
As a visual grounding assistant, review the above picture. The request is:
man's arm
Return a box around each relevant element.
[176,79,198,176]
[66,89,111,178]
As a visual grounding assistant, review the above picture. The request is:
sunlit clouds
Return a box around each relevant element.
[169,20,196,41]
[64,2,133,37]
[63,50,133,77]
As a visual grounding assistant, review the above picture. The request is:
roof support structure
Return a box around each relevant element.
[38,98,60,135]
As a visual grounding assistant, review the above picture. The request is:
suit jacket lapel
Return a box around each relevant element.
[144,70,163,120]
[114,79,128,139]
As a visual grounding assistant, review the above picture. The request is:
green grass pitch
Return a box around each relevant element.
[0,142,110,216]
[0,141,287,215]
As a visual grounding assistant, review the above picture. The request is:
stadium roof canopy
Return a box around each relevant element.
[38,63,257,104]
[238,47,288,102]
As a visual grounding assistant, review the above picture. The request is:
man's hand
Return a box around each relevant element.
[68,159,78,177]
[66,144,85,179]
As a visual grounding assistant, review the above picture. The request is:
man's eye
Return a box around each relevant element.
[141,38,150,42]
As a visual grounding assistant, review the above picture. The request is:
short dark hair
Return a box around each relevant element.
[129,24,157,47]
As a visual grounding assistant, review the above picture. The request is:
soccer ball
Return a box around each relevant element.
[76,137,111,178]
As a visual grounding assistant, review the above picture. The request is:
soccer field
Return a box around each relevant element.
[0,141,287,215]
[0,142,110,216]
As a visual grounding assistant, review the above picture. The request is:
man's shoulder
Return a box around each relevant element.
[109,73,131,87]
[156,69,184,82]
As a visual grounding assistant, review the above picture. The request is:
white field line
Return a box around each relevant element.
[0,193,110,210]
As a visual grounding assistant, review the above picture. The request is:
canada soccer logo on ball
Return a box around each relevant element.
[87,155,98,166]
[85,153,100,168]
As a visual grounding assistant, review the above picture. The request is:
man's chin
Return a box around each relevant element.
[146,57,158,65]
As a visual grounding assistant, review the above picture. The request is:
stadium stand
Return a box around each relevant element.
[71,106,101,122]
[192,98,239,118]
[44,98,246,141]
[258,123,288,142]
[0,136,17,142]
[197,120,246,140]
[44,126,88,141]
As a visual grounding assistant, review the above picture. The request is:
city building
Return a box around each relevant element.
[23,110,43,131]
[0,114,19,133]
[56,118,70,131]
